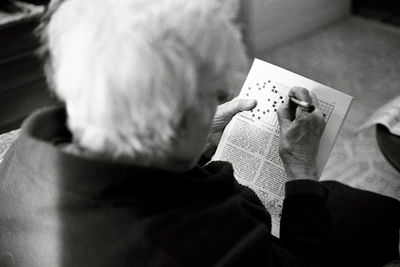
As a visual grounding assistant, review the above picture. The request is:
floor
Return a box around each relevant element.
[261,16,400,201]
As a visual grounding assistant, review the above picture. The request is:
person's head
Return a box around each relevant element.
[41,0,249,170]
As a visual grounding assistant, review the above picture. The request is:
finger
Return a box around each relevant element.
[288,86,312,103]
[277,100,293,132]
[309,91,321,111]
[236,99,257,112]
[288,87,314,119]
[220,98,257,117]
[307,92,326,131]
[211,98,256,132]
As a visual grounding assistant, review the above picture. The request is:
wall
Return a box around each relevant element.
[0,15,57,133]
[242,0,351,56]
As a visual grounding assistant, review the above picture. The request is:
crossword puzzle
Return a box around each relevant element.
[241,79,334,128]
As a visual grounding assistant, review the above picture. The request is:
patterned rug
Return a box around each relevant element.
[320,127,400,201]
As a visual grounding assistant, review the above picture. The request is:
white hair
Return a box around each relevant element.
[42,0,249,162]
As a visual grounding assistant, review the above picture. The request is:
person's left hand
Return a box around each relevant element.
[204,97,257,155]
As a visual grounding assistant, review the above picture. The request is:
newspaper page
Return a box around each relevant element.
[213,59,353,237]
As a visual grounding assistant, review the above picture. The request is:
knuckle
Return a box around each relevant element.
[298,112,324,130]
[310,110,324,122]
[316,112,326,125]
[308,112,326,134]
[289,86,301,94]
[300,87,308,94]
[309,91,317,99]
[278,144,289,157]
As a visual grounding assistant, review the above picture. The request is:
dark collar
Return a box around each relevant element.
[15,106,237,207]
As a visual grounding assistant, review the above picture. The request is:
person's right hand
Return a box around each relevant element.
[277,87,326,181]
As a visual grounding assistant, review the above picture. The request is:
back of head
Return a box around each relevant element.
[41,0,249,164]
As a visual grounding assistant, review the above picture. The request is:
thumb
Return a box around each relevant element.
[220,98,257,117]
[210,98,257,133]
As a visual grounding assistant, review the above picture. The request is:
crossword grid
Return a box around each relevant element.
[242,79,334,127]
[318,99,334,122]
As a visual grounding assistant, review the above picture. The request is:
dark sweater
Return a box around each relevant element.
[0,106,335,267]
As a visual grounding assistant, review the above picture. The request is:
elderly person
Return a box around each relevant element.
[0,0,399,266]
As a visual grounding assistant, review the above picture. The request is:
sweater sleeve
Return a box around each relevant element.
[279,179,336,266]
[201,162,337,266]
[223,178,338,266]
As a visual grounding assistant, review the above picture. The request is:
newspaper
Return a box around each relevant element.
[212,59,353,237]
[357,96,400,136]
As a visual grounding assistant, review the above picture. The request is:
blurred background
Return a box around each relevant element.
[0,0,399,200]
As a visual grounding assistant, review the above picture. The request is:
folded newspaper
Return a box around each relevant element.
[357,95,400,136]
[212,59,353,237]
